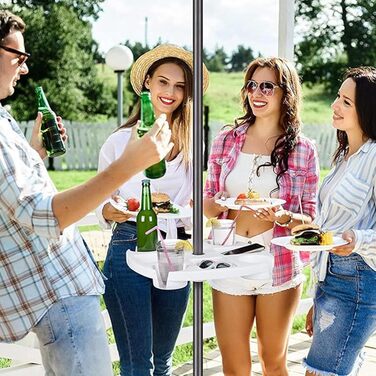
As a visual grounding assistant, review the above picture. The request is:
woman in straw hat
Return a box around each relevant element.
[96,44,208,375]
[203,57,319,375]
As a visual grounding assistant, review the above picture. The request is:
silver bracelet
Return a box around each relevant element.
[275,211,293,227]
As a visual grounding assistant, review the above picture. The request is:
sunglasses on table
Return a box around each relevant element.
[0,45,30,66]
[245,80,281,96]
[198,260,231,269]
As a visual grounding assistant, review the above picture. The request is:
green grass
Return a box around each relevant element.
[301,84,334,125]
[48,170,97,191]
[204,72,244,124]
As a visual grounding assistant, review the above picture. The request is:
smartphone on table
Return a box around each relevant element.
[222,243,265,255]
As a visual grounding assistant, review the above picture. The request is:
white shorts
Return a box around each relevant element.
[209,230,303,296]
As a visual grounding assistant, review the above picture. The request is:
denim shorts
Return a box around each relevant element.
[303,253,376,376]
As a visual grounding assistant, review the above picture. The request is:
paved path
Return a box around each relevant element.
[173,331,376,375]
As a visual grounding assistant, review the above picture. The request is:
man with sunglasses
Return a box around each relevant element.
[0,10,173,376]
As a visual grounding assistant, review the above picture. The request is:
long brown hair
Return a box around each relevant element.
[118,57,193,167]
[333,66,376,165]
[234,57,302,186]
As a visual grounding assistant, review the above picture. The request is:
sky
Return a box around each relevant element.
[92,0,280,56]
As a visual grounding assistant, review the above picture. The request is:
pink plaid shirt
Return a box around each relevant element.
[204,122,320,285]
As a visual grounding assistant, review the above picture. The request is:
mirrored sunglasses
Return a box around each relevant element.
[245,79,281,96]
[198,260,231,269]
[0,45,30,67]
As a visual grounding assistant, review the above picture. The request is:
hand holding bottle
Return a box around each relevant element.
[120,113,173,178]
[138,91,167,178]
[35,86,66,157]
[30,112,67,159]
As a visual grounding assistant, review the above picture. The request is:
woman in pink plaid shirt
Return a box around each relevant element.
[204,57,320,375]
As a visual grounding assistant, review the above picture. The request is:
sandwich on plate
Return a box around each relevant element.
[290,224,333,246]
[151,193,179,214]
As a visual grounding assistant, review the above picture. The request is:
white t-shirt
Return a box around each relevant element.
[95,128,192,233]
[225,152,278,197]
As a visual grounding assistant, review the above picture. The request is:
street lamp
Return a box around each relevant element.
[105,45,134,126]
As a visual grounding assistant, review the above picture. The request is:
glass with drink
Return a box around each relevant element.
[156,239,185,285]
[212,219,236,246]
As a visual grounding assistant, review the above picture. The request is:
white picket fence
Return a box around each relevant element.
[302,124,337,169]
[19,120,116,171]
[19,120,337,170]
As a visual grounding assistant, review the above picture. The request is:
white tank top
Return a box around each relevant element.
[225,152,278,198]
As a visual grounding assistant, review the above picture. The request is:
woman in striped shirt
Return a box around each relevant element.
[304,67,376,375]
[203,57,320,375]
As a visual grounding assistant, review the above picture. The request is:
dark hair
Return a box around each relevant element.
[233,57,302,192]
[333,66,376,164]
[0,10,25,41]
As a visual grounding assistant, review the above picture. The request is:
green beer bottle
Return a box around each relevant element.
[137,179,158,252]
[137,91,166,179]
[35,86,66,157]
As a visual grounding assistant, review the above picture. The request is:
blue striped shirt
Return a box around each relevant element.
[0,107,104,342]
[312,139,376,281]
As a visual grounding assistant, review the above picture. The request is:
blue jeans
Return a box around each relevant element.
[304,253,376,375]
[103,222,190,376]
[32,296,112,376]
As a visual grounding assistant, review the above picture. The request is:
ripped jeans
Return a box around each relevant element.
[304,253,376,376]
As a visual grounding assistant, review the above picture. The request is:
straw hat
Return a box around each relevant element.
[130,43,209,95]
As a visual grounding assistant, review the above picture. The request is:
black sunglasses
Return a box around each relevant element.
[245,80,281,97]
[0,45,30,66]
[198,260,231,269]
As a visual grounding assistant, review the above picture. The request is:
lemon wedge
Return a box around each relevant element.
[320,231,333,245]
[205,217,220,227]
[248,190,260,199]
[175,240,193,252]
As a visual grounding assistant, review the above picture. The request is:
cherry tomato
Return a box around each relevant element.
[127,198,140,211]
[236,193,247,200]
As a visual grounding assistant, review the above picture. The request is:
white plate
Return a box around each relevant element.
[110,200,191,219]
[158,205,192,219]
[271,236,349,252]
[109,199,138,216]
[215,197,286,211]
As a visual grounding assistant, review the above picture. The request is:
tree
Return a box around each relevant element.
[204,46,228,72]
[9,0,104,20]
[124,40,150,61]
[229,45,255,72]
[3,3,116,120]
[295,0,376,91]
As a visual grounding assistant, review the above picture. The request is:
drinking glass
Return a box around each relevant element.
[212,219,236,246]
[156,239,184,284]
